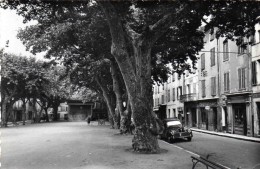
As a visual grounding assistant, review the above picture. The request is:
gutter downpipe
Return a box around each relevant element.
[217,37,222,132]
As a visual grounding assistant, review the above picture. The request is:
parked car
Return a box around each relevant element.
[160,118,193,143]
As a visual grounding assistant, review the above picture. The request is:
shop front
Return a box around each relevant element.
[226,94,252,136]
[196,99,219,131]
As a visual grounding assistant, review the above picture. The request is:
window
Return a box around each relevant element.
[193,83,196,93]
[178,74,181,80]
[201,80,206,97]
[158,86,159,93]
[173,109,176,117]
[187,84,191,94]
[172,73,175,82]
[177,86,182,100]
[172,88,175,101]
[168,109,171,118]
[201,53,205,70]
[224,72,230,92]
[252,61,257,85]
[201,109,207,123]
[238,45,244,55]
[161,95,165,104]
[223,41,229,61]
[238,67,246,90]
[258,30,260,43]
[210,30,215,41]
[211,77,216,96]
[162,84,164,90]
[210,47,215,66]
[167,89,170,102]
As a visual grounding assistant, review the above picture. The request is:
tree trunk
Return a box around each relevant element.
[96,77,118,128]
[110,60,126,132]
[44,108,49,122]
[1,99,8,127]
[22,99,27,125]
[52,105,59,121]
[98,1,170,153]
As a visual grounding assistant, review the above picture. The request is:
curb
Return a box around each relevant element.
[191,129,260,143]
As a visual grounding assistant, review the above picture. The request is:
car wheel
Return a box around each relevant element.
[167,136,172,143]
[187,137,192,141]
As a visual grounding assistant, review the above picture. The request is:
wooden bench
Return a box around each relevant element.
[191,156,228,169]
[98,119,105,125]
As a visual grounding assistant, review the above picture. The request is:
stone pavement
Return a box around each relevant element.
[191,128,260,143]
[1,121,199,169]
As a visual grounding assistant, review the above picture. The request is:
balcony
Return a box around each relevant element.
[180,93,197,103]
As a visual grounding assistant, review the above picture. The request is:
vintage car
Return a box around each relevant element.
[160,118,193,142]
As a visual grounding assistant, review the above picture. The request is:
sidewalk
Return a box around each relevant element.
[191,128,260,143]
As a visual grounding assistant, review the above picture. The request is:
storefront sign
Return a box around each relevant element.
[205,106,210,110]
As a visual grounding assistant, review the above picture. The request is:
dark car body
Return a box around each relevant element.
[160,118,193,142]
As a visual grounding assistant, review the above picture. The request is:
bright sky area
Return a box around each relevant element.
[0,8,46,60]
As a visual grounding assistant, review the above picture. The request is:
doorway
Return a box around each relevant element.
[233,103,247,136]
[191,108,197,127]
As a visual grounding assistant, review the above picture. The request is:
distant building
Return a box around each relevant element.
[66,100,107,121]
[153,67,184,122]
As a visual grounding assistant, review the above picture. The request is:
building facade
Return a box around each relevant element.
[153,25,260,138]
[252,21,260,137]
[153,70,184,122]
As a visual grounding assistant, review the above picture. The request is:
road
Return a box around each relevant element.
[169,131,260,169]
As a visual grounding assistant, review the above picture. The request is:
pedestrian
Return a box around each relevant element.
[87,116,91,125]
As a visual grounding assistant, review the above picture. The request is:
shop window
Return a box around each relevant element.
[201,109,207,123]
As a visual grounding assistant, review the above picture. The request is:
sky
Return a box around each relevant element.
[0,8,45,60]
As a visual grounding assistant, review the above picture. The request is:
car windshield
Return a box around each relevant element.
[166,121,182,127]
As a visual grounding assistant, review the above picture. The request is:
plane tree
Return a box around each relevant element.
[0,51,48,126]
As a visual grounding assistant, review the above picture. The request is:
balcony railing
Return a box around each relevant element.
[180,93,197,102]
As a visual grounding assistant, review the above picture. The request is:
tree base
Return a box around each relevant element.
[132,127,160,153]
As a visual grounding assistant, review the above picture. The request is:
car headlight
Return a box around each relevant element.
[187,129,192,133]
[170,130,175,135]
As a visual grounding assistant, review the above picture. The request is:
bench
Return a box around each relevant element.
[98,119,105,125]
[191,156,228,169]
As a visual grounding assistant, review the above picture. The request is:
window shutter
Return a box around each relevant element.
[201,53,205,70]
[202,80,206,97]
[238,68,241,89]
[172,88,175,101]
[242,68,246,89]
[227,72,230,91]
[211,48,215,66]
[252,62,257,85]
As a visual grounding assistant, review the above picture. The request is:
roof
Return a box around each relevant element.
[66,100,94,106]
